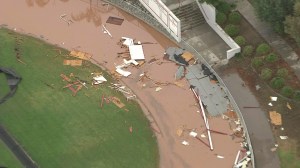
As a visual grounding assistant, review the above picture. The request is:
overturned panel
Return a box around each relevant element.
[0,67,22,104]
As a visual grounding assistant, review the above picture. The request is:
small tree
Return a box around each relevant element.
[228,11,242,24]
[234,36,246,46]
[225,24,240,37]
[270,77,285,89]
[216,11,227,25]
[281,86,294,97]
[216,1,232,14]
[276,68,289,78]
[242,45,254,56]
[256,43,270,55]
[265,53,278,62]
[260,68,273,80]
[251,57,263,68]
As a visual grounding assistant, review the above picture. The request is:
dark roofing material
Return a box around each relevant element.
[0,67,21,104]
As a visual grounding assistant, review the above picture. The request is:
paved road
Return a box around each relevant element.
[221,72,280,168]
[0,125,38,168]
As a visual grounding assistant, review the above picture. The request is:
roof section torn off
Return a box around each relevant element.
[0,67,22,104]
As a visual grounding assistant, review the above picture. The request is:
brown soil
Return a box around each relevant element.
[0,1,243,168]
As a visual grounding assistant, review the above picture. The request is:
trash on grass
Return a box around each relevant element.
[270,96,278,101]
[269,111,282,126]
[279,136,288,140]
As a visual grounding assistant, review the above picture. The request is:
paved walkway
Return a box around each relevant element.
[235,0,300,80]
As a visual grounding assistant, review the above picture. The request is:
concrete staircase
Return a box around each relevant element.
[171,2,205,32]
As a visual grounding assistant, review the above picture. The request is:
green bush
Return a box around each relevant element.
[270,77,285,89]
[265,53,278,62]
[276,68,289,78]
[234,36,246,46]
[242,45,254,56]
[293,91,300,101]
[216,12,227,25]
[281,86,294,97]
[260,68,273,80]
[251,57,263,67]
[256,43,270,55]
[224,24,240,37]
[228,11,242,24]
[217,1,232,14]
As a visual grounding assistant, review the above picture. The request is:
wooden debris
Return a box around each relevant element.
[129,126,133,133]
[69,50,92,60]
[176,128,184,137]
[60,73,71,82]
[111,97,125,108]
[269,111,282,126]
[287,102,292,110]
[106,16,124,25]
[63,59,82,66]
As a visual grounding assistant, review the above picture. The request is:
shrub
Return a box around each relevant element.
[294,91,300,101]
[216,12,227,25]
[225,24,240,37]
[260,68,273,80]
[251,57,263,67]
[276,68,289,78]
[281,86,294,97]
[270,77,285,89]
[265,53,278,62]
[234,36,246,46]
[242,45,254,56]
[256,43,270,55]
[217,1,232,14]
[228,11,242,24]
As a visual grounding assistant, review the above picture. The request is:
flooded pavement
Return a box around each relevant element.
[1,1,243,167]
[221,71,280,168]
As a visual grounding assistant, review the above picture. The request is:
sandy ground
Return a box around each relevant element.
[0,1,243,167]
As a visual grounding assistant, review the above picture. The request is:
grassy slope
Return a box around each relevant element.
[0,139,23,168]
[0,28,158,168]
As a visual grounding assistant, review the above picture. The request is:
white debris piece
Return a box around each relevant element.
[102,24,112,38]
[189,131,198,137]
[268,102,273,106]
[279,136,288,140]
[93,75,107,84]
[181,140,189,146]
[255,85,261,90]
[123,59,139,66]
[155,87,162,92]
[196,110,200,113]
[116,68,131,77]
[270,96,278,101]
[200,134,206,138]
[121,37,134,46]
[129,44,145,60]
[217,155,224,159]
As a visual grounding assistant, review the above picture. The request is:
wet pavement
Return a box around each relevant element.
[221,71,280,168]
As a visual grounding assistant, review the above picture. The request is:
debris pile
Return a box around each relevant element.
[109,83,136,101]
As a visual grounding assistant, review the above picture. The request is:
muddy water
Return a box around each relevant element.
[0,1,242,167]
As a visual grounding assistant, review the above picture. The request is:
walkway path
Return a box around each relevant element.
[235,0,300,80]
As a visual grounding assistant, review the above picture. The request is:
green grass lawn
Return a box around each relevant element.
[279,149,300,168]
[0,28,158,168]
[0,139,23,168]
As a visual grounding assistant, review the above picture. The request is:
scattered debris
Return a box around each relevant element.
[111,96,125,108]
[189,131,198,137]
[60,73,71,82]
[200,134,206,138]
[269,111,282,126]
[181,140,189,146]
[268,102,273,106]
[129,126,133,133]
[216,155,224,159]
[63,81,83,96]
[60,14,73,25]
[116,68,131,77]
[69,50,92,60]
[255,85,260,90]
[0,67,22,104]
[176,128,184,137]
[270,96,278,101]
[93,75,107,85]
[63,59,82,66]
[121,37,134,47]
[102,24,112,38]
[106,16,124,25]
[279,136,288,140]
[155,87,162,92]
[175,66,185,80]
[174,81,185,88]
[287,102,292,110]
[129,44,145,60]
